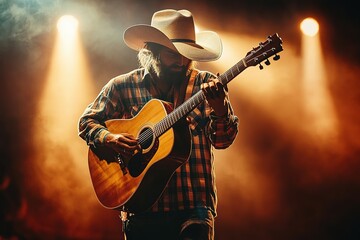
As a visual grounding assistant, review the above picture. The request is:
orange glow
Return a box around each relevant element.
[202,32,288,220]
[201,28,342,223]
[205,32,298,130]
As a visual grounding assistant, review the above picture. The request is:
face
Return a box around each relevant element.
[160,48,191,72]
[155,47,191,83]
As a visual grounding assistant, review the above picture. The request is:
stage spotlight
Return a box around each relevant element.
[57,15,79,37]
[300,17,319,37]
[301,18,338,141]
[31,10,97,235]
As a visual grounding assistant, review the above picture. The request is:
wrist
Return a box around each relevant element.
[210,111,229,121]
[101,131,111,145]
[213,101,228,117]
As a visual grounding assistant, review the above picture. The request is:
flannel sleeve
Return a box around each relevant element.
[207,94,239,149]
[78,78,122,148]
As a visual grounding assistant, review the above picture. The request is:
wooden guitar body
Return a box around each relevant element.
[88,99,191,213]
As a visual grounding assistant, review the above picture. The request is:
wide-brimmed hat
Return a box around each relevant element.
[123,9,222,62]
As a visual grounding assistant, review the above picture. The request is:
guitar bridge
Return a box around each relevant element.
[116,154,128,175]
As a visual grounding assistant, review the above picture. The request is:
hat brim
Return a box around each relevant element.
[123,24,222,62]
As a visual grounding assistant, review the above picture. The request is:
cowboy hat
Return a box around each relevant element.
[123,9,222,62]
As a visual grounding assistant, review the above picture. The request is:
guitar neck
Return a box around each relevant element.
[152,33,283,139]
[154,59,247,138]
[218,59,247,86]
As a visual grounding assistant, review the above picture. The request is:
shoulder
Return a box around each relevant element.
[194,69,217,83]
[112,68,145,85]
[100,68,144,94]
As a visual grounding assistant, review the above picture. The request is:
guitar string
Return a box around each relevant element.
[136,36,280,147]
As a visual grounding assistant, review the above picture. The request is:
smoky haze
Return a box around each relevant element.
[1,0,359,239]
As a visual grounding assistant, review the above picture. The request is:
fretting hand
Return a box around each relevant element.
[201,78,228,117]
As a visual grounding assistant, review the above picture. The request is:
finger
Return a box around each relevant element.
[201,82,208,91]
[209,80,216,90]
[110,134,140,154]
[214,78,228,93]
[214,78,222,88]
[203,82,215,99]
[215,81,225,97]
[118,145,138,157]
[111,141,134,154]
[209,81,219,96]
[207,80,223,99]
[117,143,141,154]
[118,133,139,146]
[121,133,138,140]
[201,82,209,96]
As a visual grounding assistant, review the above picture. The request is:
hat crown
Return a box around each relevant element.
[151,9,195,42]
[123,9,222,61]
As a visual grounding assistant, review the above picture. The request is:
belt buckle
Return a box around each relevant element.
[120,211,134,221]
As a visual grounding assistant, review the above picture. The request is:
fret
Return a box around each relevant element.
[152,33,283,139]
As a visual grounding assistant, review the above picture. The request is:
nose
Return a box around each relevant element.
[178,55,189,66]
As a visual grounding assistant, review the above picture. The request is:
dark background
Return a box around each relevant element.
[1,0,359,239]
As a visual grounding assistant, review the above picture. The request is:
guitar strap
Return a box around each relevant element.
[174,69,198,108]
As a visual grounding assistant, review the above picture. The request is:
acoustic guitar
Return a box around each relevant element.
[88,33,283,213]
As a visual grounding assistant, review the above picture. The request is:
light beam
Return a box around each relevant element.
[31,15,98,237]
[301,18,339,143]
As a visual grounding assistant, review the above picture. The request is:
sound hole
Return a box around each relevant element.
[139,127,153,150]
[127,127,155,177]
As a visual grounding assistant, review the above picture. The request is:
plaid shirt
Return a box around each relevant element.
[78,68,238,216]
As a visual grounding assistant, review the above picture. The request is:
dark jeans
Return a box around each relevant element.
[122,208,214,240]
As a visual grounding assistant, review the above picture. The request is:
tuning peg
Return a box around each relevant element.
[273,54,280,61]
[265,59,271,65]
[259,63,264,70]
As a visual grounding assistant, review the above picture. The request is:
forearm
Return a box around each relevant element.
[78,114,110,148]
[208,99,239,149]
[78,79,121,148]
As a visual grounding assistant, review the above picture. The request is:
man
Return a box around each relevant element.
[78,9,239,240]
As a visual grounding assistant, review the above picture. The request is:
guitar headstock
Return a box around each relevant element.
[245,33,283,69]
